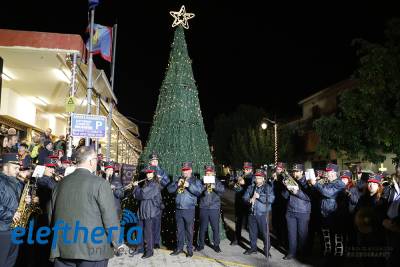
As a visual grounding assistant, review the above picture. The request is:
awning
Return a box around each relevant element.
[101,99,139,136]
[100,99,142,152]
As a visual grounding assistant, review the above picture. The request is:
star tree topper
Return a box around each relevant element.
[169,5,195,29]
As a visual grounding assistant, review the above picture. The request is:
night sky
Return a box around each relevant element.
[1,1,399,141]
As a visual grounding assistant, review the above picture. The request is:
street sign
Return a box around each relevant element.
[66,96,76,112]
[71,113,107,138]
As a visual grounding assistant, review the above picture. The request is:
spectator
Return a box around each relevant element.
[40,128,53,144]
[38,140,53,165]
[54,135,66,153]
[30,135,42,163]
[4,128,19,153]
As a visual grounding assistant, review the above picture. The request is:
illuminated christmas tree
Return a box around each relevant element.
[139,7,226,247]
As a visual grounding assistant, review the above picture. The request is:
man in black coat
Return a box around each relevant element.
[48,146,123,267]
[195,164,225,253]
[282,163,312,260]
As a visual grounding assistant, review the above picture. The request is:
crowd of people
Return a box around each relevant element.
[0,127,399,267]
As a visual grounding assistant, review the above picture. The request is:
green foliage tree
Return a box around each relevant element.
[212,105,297,168]
[230,128,274,168]
[211,105,267,165]
[314,19,400,163]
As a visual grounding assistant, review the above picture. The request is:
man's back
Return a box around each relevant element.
[50,168,121,261]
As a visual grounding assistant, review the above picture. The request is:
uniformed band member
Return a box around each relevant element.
[243,169,274,258]
[196,164,225,253]
[103,162,124,218]
[309,163,345,256]
[282,163,311,260]
[168,162,202,257]
[148,152,169,249]
[0,153,26,267]
[271,162,288,248]
[37,156,60,216]
[132,165,163,259]
[231,162,255,246]
[36,156,61,267]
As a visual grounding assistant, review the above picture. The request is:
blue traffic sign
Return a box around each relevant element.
[71,113,107,138]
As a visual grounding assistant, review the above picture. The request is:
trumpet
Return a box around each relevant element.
[123,178,147,191]
[177,177,188,194]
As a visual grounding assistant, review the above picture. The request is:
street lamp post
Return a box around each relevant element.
[261,117,278,166]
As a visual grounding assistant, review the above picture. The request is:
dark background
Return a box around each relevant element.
[1,0,399,142]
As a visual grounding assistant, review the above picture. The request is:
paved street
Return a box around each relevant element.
[109,189,314,267]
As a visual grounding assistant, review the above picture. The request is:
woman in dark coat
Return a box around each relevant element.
[354,173,387,266]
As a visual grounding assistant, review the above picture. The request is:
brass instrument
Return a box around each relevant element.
[317,177,329,184]
[207,183,213,193]
[233,176,244,189]
[177,177,188,194]
[10,179,41,229]
[233,170,245,189]
[317,171,329,184]
[123,178,147,191]
[281,170,298,189]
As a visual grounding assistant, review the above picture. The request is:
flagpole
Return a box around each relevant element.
[106,24,117,162]
[67,53,78,158]
[86,7,95,146]
[110,24,117,89]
